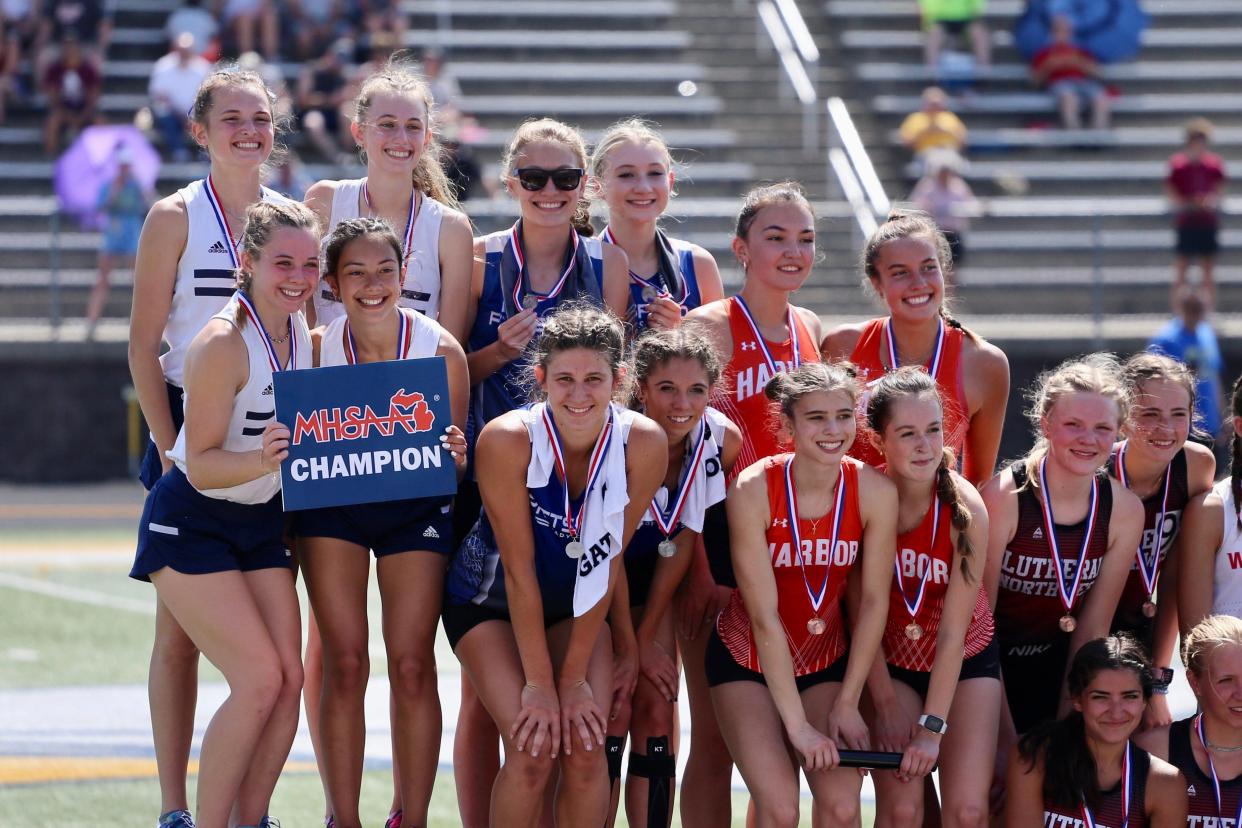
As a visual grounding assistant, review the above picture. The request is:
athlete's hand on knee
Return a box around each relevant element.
[873,703,915,755]
[559,679,606,756]
[642,296,682,330]
[789,721,839,772]
[513,683,560,759]
[675,567,726,640]
[898,731,940,781]
[260,422,291,473]
[639,638,679,703]
[827,703,870,752]
[496,308,539,361]
[440,425,467,472]
[609,645,638,721]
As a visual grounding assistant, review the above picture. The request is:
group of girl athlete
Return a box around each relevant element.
[126,60,1242,828]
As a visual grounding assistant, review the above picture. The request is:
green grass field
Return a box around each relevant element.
[0,520,872,827]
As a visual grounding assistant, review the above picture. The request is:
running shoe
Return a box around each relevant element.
[258,818,281,828]
[384,810,403,828]
[158,811,195,828]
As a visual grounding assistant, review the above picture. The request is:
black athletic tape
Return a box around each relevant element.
[641,737,675,827]
[605,735,625,781]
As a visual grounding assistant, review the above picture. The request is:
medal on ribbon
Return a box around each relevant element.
[344,307,412,365]
[1113,441,1171,619]
[1079,739,1131,828]
[734,295,803,377]
[1196,713,1242,828]
[1038,457,1100,634]
[363,180,419,289]
[204,176,242,270]
[542,404,613,559]
[784,457,845,635]
[885,316,945,378]
[236,290,295,373]
[647,417,708,558]
[895,497,940,641]
[509,221,579,315]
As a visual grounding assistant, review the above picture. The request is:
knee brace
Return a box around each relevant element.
[605,734,625,782]
[627,736,676,827]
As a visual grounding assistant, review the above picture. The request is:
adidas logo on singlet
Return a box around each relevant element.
[208,240,228,254]
[1032,527,1044,539]
[262,383,274,396]
[422,526,440,539]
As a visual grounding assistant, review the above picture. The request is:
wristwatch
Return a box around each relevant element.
[1151,667,1174,694]
[918,714,949,735]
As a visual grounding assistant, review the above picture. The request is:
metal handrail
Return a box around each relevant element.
[828,147,879,238]
[827,97,890,218]
[755,0,819,153]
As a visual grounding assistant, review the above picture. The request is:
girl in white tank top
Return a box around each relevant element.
[1179,374,1242,630]
[135,201,321,828]
[298,217,470,828]
[304,59,474,347]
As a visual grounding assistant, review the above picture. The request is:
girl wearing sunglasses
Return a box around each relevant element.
[303,58,473,344]
[590,118,724,333]
[678,182,823,828]
[453,117,629,826]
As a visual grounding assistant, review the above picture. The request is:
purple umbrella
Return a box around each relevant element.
[54,125,161,229]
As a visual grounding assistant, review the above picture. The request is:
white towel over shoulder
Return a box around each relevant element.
[646,406,729,533]
[526,401,633,617]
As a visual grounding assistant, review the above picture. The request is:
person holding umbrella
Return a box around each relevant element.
[87,145,152,336]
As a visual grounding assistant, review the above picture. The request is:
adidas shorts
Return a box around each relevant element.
[131,466,290,581]
[293,495,454,557]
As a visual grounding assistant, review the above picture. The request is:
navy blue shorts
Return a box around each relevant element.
[441,599,572,651]
[705,626,848,691]
[139,381,185,491]
[294,496,454,557]
[886,636,1001,698]
[130,467,291,581]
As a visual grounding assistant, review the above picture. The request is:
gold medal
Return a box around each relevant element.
[1141,600,1157,618]
[905,622,923,641]
[807,617,826,635]
[1059,614,1077,633]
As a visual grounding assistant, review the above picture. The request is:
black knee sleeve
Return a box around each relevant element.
[627,736,676,827]
[605,735,625,782]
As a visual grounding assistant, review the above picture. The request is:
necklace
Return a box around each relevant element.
[1205,740,1242,753]
[269,321,291,344]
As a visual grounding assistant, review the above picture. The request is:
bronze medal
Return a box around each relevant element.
[1059,614,1077,633]
[806,617,826,635]
[1142,600,1157,618]
[905,622,924,641]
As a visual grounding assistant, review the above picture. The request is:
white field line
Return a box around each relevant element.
[0,572,155,615]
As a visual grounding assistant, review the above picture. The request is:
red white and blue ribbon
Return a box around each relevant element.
[204,176,241,270]
[885,316,945,379]
[363,180,418,285]
[1113,440,1172,603]
[344,307,412,365]
[601,226,678,303]
[648,417,708,538]
[734,295,803,376]
[1196,713,1242,828]
[235,290,294,373]
[509,221,579,313]
[1038,457,1100,620]
[1079,740,1131,828]
[784,456,845,613]
[895,496,940,624]
[542,403,613,541]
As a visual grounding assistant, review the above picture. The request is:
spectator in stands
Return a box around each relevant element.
[238,50,293,122]
[1030,14,1111,131]
[41,34,100,155]
[909,149,978,275]
[86,146,151,337]
[898,86,968,173]
[165,0,220,61]
[360,0,405,54]
[1149,287,1225,447]
[35,0,111,81]
[286,0,348,61]
[267,150,313,200]
[1167,118,1226,307]
[920,0,990,71]
[2,0,38,117]
[216,0,278,60]
[149,33,211,161]
[422,49,460,119]
[296,37,356,162]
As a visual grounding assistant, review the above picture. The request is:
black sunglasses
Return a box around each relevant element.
[513,167,584,192]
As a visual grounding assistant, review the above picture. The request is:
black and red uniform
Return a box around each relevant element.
[994,463,1114,734]
[708,455,863,690]
[1040,745,1150,828]
[882,495,999,696]
[1168,716,1242,827]
[1105,446,1190,649]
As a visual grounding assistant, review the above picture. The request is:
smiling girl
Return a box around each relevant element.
[1006,635,1187,827]
[590,119,724,333]
[130,200,319,828]
[821,209,1009,486]
[127,67,291,828]
[444,303,666,827]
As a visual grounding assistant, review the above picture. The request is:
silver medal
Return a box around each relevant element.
[565,540,586,559]
[641,285,656,302]
[521,295,540,310]
[657,539,677,558]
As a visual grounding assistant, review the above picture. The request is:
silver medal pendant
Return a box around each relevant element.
[565,540,586,559]
[641,285,656,302]
[521,295,540,311]
[657,539,677,558]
